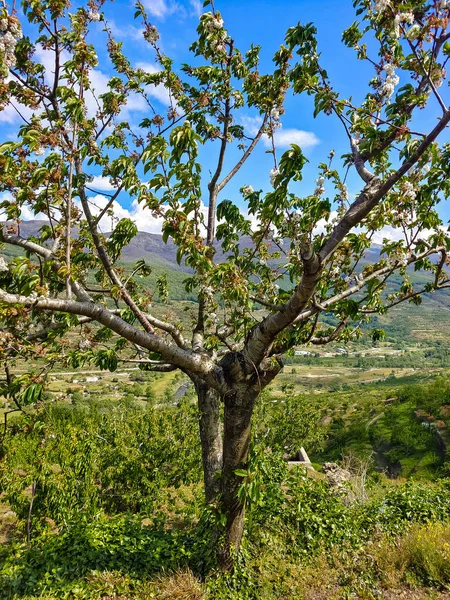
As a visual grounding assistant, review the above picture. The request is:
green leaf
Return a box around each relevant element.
[234,469,248,477]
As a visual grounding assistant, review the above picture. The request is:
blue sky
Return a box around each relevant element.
[1,0,449,234]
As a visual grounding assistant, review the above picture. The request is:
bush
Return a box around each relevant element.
[0,401,203,529]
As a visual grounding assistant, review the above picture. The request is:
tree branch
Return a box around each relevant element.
[310,319,348,345]
[1,232,91,302]
[0,289,224,390]
[216,114,268,192]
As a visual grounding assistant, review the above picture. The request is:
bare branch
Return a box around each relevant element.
[217,114,268,192]
[310,319,348,345]
[119,359,177,372]
[2,232,91,303]
[351,138,375,183]
[0,288,224,391]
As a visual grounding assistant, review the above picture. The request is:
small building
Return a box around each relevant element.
[287,447,313,468]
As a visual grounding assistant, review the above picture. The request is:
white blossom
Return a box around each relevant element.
[210,39,226,54]
[387,249,409,268]
[144,25,159,44]
[381,63,400,99]
[439,0,449,9]
[341,183,349,201]
[114,129,126,141]
[394,12,414,38]
[204,13,224,33]
[0,256,8,272]
[210,15,224,29]
[88,10,101,21]
[373,0,390,14]
[242,185,254,197]
[9,20,22,38]
[201,285,214,297]
[405,24,421,41]
[432,66,446,88]
[401,180,416,201]
[0,16,23,78]
[268,105,282,130]
[383,63,396,76]
[79,339,92,350]
[270,168,280,187]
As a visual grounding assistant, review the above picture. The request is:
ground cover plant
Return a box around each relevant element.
[1,375,450,597]
[2,396,450,598]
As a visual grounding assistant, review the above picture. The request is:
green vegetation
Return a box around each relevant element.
[2,368,450,598]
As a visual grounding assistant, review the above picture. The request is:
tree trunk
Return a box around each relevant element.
[218,385,258,570]
[195,381,223,503]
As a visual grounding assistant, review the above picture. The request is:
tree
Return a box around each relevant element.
[1,0,450,569]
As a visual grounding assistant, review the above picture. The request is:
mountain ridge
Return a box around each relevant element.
[3,219,383,270]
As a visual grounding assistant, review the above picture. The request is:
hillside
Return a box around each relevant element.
[3,220,450,341]
[2,220,256,271]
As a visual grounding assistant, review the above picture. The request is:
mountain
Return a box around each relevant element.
[4,220,450,342]
[2,220,255,271]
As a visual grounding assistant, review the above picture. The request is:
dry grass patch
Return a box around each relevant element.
[152,569,206,600]
[375,523,450,589]
[0,501,18,544]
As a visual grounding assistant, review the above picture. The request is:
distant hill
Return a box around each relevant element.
[4,221,450,344]
[2,220,255,271]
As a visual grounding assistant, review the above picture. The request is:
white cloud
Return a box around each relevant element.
[18,204,47,221]
[189,0,203,17]
[88,176,116,192]
[108,20,145,42]
[0,102,32,124]
[143,0,176,18]
[0,193,47,221]
[371,226,404,245]
[31,46,149,122]
[135,62,172,106]
[241,115,319,150]
[78,194,170,234]
[81,194,211,235]
[240,115,262,136]
[0,74,35,124]
[267,128,320,150]
[142,0,200,20]
[13,191,447,257]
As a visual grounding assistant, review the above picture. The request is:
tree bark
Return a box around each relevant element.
[218,385,258,570]
[195,381,223,503]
